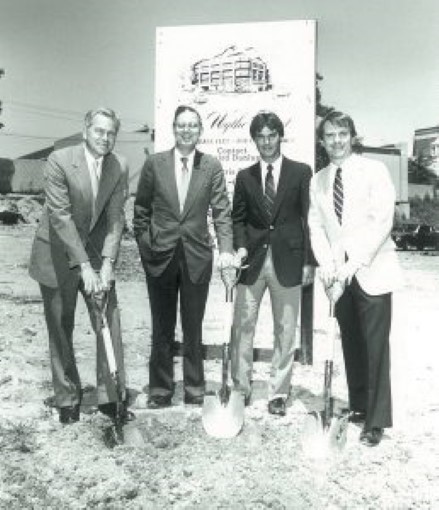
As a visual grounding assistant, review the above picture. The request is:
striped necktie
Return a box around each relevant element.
[264,164,275,218]
[333,167,343,224]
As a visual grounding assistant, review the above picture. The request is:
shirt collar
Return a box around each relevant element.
[84,145,103,170]
[261,155,283,175]
[175,148,195,169]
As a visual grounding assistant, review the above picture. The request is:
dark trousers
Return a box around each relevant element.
[40,276,126,408]
[335,277,392,429]
[145,245,209,399]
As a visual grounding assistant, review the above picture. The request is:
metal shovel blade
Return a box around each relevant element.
[202,389,245,438]
[301,410,349,459]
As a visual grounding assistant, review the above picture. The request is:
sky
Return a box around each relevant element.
[0,0,438,159]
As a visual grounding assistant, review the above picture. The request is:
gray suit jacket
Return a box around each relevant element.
[133,148,232,283]
[29,144,129,288]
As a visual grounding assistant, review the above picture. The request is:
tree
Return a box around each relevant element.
[0,68,4,129]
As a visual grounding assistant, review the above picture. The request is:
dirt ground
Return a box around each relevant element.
[1,221,439,509]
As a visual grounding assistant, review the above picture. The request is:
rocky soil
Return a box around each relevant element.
[0,216,439,509]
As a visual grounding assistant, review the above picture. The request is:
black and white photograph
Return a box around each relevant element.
[0,0,438,508]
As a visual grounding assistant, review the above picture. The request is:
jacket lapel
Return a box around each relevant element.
[249,163,270,223]
[70,145,93,217]
[162,149,180,217]
[90,153,120,230]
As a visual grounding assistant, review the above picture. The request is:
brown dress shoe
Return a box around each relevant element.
[184,394,204,406]
[360,427,384,447]
[268,397,286,416]
[59,405,80,424]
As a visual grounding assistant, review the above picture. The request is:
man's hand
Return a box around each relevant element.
[217,252,235,269]
[302,265,315,286]
[319,264,337,288]
[337,260,360,285]
[325,280,345,304]
[232,247,248,268]
[80,261,102,295]
[100,257,115,291]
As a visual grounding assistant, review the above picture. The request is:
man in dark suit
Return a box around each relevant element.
[231,111,314,416]
[134,105,233,408]
[29,107,133,424]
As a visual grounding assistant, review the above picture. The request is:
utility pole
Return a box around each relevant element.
[0,68,4,129]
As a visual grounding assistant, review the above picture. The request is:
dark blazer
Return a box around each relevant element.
[133,149,233,284]
[29,144,129,288]
[232,156,312,287]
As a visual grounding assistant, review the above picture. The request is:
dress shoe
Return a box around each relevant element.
[147,395,172,409]
[184,394,204,406]
[98,401,136,423]
[360,427,384,447]
[268,397,286,416]
[349,410,367,424]
[59,405,80,424]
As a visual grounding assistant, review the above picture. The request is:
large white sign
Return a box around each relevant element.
[155,20,316,189]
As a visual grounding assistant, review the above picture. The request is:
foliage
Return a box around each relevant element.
[408,195,439,226]
[408,156,439,185]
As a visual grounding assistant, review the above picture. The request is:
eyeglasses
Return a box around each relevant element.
[175,123,201,131]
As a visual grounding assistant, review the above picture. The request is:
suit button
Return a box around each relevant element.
[269,225,274,230]
[263,244,268,248]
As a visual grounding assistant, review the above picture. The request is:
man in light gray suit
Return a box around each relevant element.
[309,110,402,447]
[134,105,233,409]
[29,107,133,424]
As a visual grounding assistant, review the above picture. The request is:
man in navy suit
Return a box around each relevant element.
[134,105,233,408]
[231,111,314,416]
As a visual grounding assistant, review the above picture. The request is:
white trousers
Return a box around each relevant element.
[231,248,301,401]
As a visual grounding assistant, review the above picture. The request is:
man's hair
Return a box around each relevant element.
[84,107,121,133]
[173,105,202,128]
[249,111,284,139]
[317,110,357,140]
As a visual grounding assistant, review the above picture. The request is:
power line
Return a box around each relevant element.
[4,100,149,126]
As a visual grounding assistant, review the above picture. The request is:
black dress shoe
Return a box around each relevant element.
[268,397,286,416]
[59,405,80,424]
[360,427,384,447]
[349,410,367,424]
[184,394,204,406]
[98,402,136,422]
[147,395,172,409]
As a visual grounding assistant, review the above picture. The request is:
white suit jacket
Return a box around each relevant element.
[308,154,403,295]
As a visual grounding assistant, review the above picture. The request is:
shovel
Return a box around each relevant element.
[202,266,245,438]
[93,292,145,448]
[301,297,349,458]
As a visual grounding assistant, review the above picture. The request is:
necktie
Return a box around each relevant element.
[264,164,275,218]
[179,157,189,212]
[333,167,343,224]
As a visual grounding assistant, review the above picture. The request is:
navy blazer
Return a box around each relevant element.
[232,156,312,287]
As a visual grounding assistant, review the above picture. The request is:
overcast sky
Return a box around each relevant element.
[1,0,438,158]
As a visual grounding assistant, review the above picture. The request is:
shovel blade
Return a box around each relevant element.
[202,390,245,438]
[123,422,146,447]
[301,411,349,458]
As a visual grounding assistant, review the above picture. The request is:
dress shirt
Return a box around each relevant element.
[261,155,282,193]
[84,146,103,192]
[174,149,195,189]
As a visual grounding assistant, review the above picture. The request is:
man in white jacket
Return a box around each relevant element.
[308,111,402,447]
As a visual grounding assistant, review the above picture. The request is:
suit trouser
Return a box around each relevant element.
[231,248,301,401]
[335,277,392,429]
[40,276,126,408]
[146,245,209,399]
